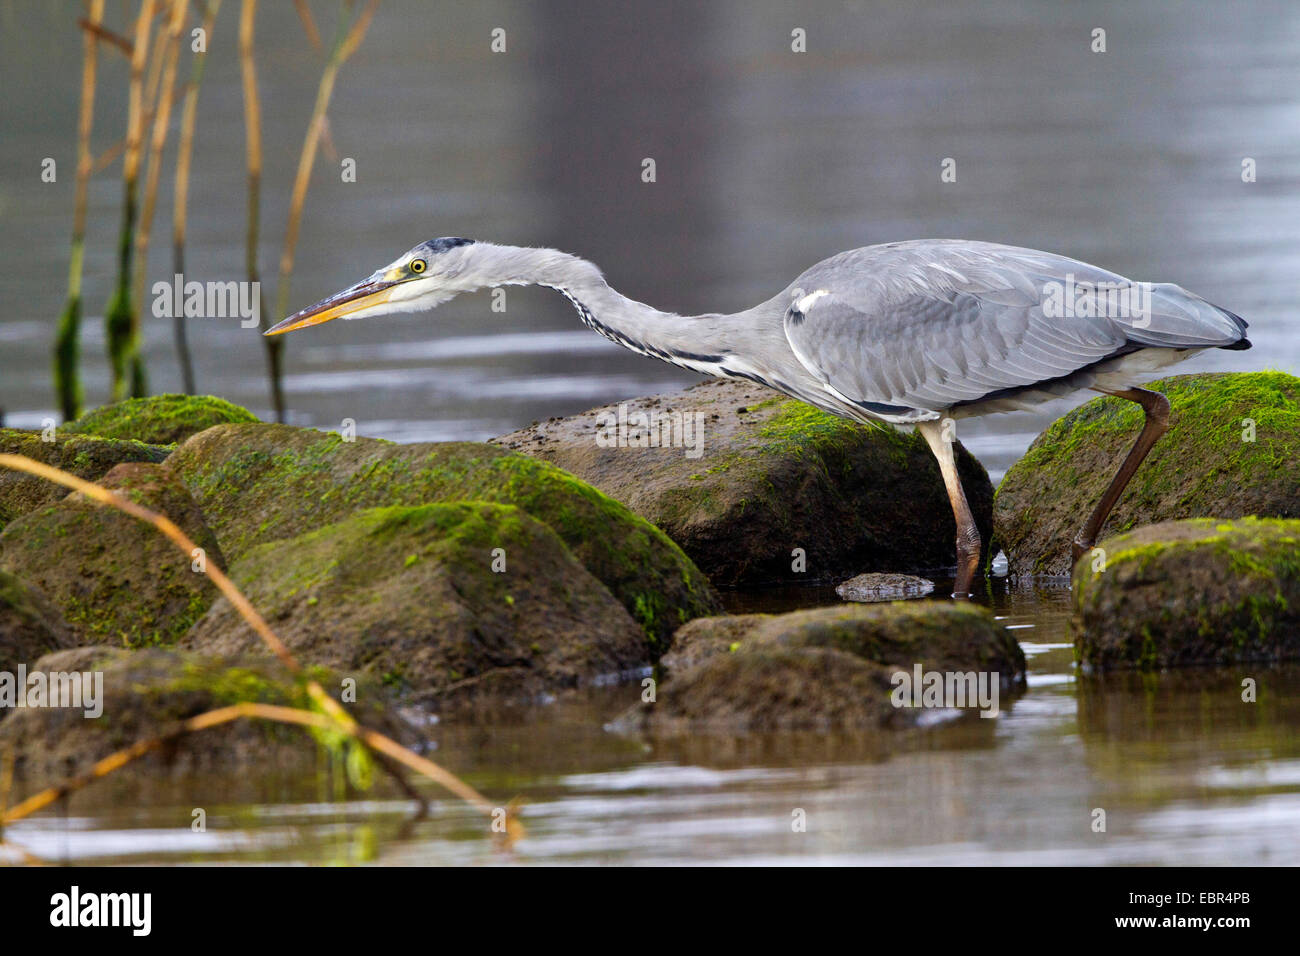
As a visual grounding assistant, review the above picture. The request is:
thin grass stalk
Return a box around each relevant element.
[0,453,513,839]
[130,0,189,398]
[104,0,156,402]
[269,0,379,412]
[171,0,222,394]
[54,0,106,422]
[238,0,285,420]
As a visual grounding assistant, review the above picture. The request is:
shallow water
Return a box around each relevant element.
[6,579,1298,866]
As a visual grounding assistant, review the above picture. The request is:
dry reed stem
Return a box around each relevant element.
[172,0,223,394]
[0,703,336,825]
[272,0,380,329]
[133,0,188,345]
[0,454,511,838]
[55,0,106,421]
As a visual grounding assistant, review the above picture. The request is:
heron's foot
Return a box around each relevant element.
[952,536,981,600]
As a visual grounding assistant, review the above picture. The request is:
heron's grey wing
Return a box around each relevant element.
[780,241,1238,416]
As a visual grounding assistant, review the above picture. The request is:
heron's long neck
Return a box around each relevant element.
[479,244,743,376]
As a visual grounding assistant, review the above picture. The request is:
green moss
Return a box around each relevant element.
[996,371,1300,575]
[65,394,259,445]
[169,426,718,652]
[1074,516,1300,668]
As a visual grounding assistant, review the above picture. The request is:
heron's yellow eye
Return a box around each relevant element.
[409,258,427,274]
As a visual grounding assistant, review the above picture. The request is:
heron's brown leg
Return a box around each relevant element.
[1070,386,1170,566]
[918,419,981,599]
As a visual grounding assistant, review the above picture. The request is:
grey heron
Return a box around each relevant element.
[266,238,1250,596]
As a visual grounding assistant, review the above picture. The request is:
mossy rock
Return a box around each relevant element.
[167,423,718,653]
[0,463,225,648]
[1072,517,1300,670]
[0,569,73,676]
[0,427,169,531]
[0,647,415,786]
[184,502,650,710]
[636,601,1023,733]
[995,372,1300,576]
[65,393,259,445]
[494,379,994,585]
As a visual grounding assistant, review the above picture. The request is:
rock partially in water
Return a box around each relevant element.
[0,569,73,676]
[995,372,1300,576]
[0,647,416,786]
[638,602,1025,733]
[64,393,259,446]
[493,379,993,586]
[0,427,169,531]
[167,423,718,654]
[1073,517,1300,670]
[0,463,224,647]
[836,572,935,602]
[183,502,650,712]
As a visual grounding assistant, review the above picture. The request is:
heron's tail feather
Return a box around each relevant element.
[1119,283,1250,351]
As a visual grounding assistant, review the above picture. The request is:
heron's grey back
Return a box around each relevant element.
[780,239,1246,416]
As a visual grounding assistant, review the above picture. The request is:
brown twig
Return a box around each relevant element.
[0,454,517,842]
[76,16,134,57]
[271,0,380,355]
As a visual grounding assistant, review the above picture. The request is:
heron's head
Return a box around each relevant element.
[265,237,479,335]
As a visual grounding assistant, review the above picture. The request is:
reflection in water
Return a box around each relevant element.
[6,583,1298,865]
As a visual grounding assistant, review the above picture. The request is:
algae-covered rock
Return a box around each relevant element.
[640,602,1024,732]
[0,427,169,531]
[0,463,224,647]
[1073,517,1300,670]
[168,423,718,652]
[0,647,415,785]
[836,572,935,602]
[184,502,649,710]
[493,379,993,585]
[65,393,259,445]
[0,569,73,675]
[995,372,1300,576]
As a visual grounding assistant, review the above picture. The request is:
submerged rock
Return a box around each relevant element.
[836,572,935,602]
[0,647,415,785]
[638,602,1025,733]
[64,393,259,446]
[167,424,718,653]
[995,372,1300,576]
[0,427,169,531]
[1073,517,1300,669]
[0,570,73,676]
[493,379,993,585]
[0,463,224,647]
[184,502,650,710]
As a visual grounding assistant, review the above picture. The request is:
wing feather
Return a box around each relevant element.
[780,240,1243,414]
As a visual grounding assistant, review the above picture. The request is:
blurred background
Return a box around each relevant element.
[1,0,1296,481]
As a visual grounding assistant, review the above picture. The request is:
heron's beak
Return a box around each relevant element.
[264,274,400,335]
